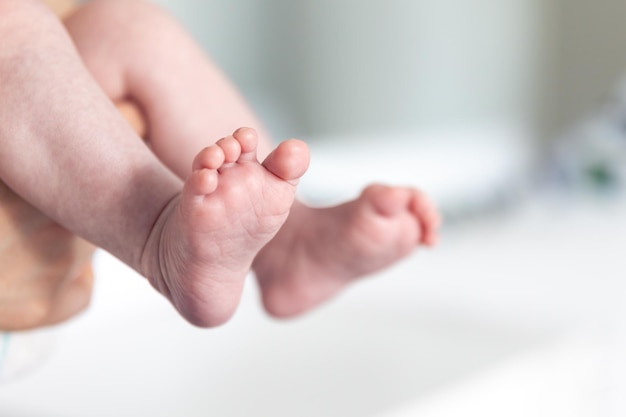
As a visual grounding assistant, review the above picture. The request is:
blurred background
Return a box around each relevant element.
[152,0,621,140]
[2,1,626,416]
[150,0,626,216]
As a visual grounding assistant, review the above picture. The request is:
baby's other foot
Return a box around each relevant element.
[143,128,309,327]
[254,184,440,318]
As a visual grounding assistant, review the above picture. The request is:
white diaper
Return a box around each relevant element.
[0,328,58,383]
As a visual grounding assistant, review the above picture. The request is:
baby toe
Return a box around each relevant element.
[216,136,242,163]
[192,145,225,171]
[232,127,259,160]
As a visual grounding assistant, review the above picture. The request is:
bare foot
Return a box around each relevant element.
[253,184,441,318]
[142,128,310,327]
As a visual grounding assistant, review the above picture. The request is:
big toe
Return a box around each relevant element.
[262,139,310,184]
[361,184,413,217]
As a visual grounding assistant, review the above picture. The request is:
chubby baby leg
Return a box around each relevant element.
[64,0,306,325]
[64,0,273,177]
[64,0,441,323]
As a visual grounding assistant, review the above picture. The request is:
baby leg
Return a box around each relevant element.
[64,0,275,176]
[64,0,311,326]
[65,0,440,321]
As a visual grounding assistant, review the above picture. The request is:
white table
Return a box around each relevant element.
[1,196,624,416]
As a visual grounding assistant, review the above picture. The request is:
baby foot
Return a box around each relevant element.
[142,128,310,327]
[253,184,441,318]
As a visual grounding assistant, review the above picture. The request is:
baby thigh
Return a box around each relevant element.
[63,0,272,180]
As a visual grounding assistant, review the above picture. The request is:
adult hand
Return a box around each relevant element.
[0,182,96,331]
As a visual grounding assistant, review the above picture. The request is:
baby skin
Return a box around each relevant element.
[143,127,439,326]
[0,0,440,328]
[143,128,310,326]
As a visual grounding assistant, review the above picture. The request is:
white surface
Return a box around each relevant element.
[0,329,58,383]
[300,128,532,210]
[0,253,542,417]
[0,197,624,416]
[386,336,607,417]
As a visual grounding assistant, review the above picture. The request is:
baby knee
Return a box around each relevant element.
[69,0,174,37]
[0,0,46,18]
[0,0,63,42]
